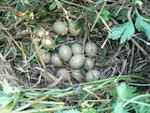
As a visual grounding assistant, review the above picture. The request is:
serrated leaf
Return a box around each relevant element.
[107,21,135,44]
[113,102,128,113]
[127,86,138,99]
[135,16,150,39]
[116,82,127,101]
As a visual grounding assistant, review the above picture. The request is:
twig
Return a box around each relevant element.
[129,43,135,72]
[33,38,53,83]
[101,38,108,49]
[82,12,89,53]
[131,38,150,61]
[90,0,107,31]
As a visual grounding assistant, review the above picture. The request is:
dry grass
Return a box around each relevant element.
[0,0,150,112]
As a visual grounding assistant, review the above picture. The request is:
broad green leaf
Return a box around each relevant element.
[107,21,135,44]
[116,82,127,101]
[113,102,128,113]
[135,16,150,39]
[132,103,150,113]
[101,9,110,21]
[0,91,13,106]
[15,2,30,12]
[0,78,20,113]
[127,86,138,99]
[138,105,150,113]
[49,3,57,10]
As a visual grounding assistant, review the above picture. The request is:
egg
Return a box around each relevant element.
[71,70,84,82]
[69,22,81,37]
[56,68,71,81]
[41,38,55,50]
[71,43,83,55]
[85,57,94,70]
[40,49,51,64]
[53,21,68,35]
[85,70,100,82]
[85,42,98,56]
[69,54,85,69]
[51,53,63,67]
[58,45,72,62]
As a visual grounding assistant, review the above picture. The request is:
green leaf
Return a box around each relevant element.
[113,102,128,113]
[0,78,20,113]
[115,82,138,102]
[41,16,51,22]
[127,86,138,99]
[116,82,127,101]
[36,7,48,19]
[49,3,57,10]
[0,91,12,106]
[15,2,30,12]
[89,12,101,25]
[132,103,150,113]
[110,8,128,22]
[80,65,86,76]
[5,0,11,4]
[135,16,150,39]
[101,9,110,21]
[117,10,128,22]
[82,108,97,113]
[0,38,6,45]
[107,21,135,44]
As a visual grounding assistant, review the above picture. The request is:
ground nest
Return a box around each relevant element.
[0,0,150,113]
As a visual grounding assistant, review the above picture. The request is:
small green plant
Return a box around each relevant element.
[107,1,150,43]
[107,20,135,44]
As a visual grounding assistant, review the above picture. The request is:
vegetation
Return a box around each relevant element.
[0,0,150,113]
